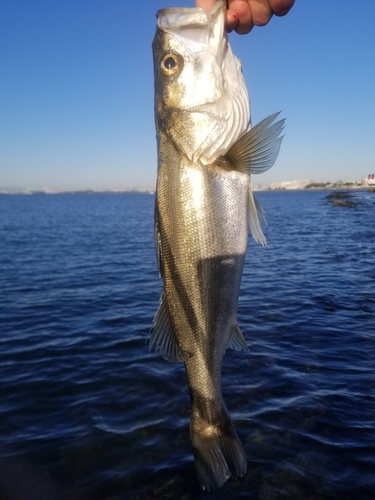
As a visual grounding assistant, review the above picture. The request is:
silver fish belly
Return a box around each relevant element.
[151,0,284,492]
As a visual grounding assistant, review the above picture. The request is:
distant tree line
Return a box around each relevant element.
[305,181,361,189]
[305,182,331,189]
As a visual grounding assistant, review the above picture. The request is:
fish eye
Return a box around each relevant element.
[161,53,180,76]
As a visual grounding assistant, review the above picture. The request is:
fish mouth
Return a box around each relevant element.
[156,2,225,60]
[156,8,208,31]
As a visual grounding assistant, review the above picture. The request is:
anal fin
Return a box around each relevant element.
[149,290,188,363]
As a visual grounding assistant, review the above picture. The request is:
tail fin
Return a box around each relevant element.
[190,405,247,491]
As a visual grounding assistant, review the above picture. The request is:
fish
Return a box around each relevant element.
[150,0,284,491]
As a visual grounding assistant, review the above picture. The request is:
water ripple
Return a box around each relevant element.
[0,191,374,499]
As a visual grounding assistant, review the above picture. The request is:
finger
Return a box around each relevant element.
[195,0,216,13]
[269,0,295,17]
[196,0,243,33]
[248,0,273,27]
[228,0,254,34]
[225,8,240,33]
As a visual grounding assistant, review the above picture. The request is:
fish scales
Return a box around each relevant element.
[157,137,248,356]
[151,0,284,491]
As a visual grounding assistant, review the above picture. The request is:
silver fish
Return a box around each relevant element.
[150,0,284,491]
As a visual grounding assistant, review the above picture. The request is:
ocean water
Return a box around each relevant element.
[0,189,374,500]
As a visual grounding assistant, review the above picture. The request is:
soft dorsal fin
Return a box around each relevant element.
[223,112,285,175]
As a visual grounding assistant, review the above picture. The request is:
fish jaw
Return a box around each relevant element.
[152,0,250,165]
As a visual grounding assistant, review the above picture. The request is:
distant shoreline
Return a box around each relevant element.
[0,190,156,196]
[1,186,373,196]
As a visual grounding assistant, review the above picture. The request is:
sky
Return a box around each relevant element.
[1,0,375,192]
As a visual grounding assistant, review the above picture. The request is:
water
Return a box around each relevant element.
[0,190,374,499]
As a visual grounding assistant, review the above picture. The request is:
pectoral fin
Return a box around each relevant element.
[223,112,285,175]
[221,113,285,246]
[150,290,189,363]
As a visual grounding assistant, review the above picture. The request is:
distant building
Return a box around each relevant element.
[252,183,267,191]
[271,179,310,190]
[362,174,375,186]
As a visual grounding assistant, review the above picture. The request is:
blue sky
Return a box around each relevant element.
[1,0,374,191]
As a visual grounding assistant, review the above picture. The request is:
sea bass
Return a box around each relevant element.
[151,0,284,491]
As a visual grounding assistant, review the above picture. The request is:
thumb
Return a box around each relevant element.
[195,0,218,13]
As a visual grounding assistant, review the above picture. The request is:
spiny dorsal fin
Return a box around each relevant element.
[223,112,285,175]
[149,290,189,363]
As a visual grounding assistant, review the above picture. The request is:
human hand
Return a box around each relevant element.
[196,0,295,34]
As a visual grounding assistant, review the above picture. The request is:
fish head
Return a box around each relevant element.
[153,1,250,164]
